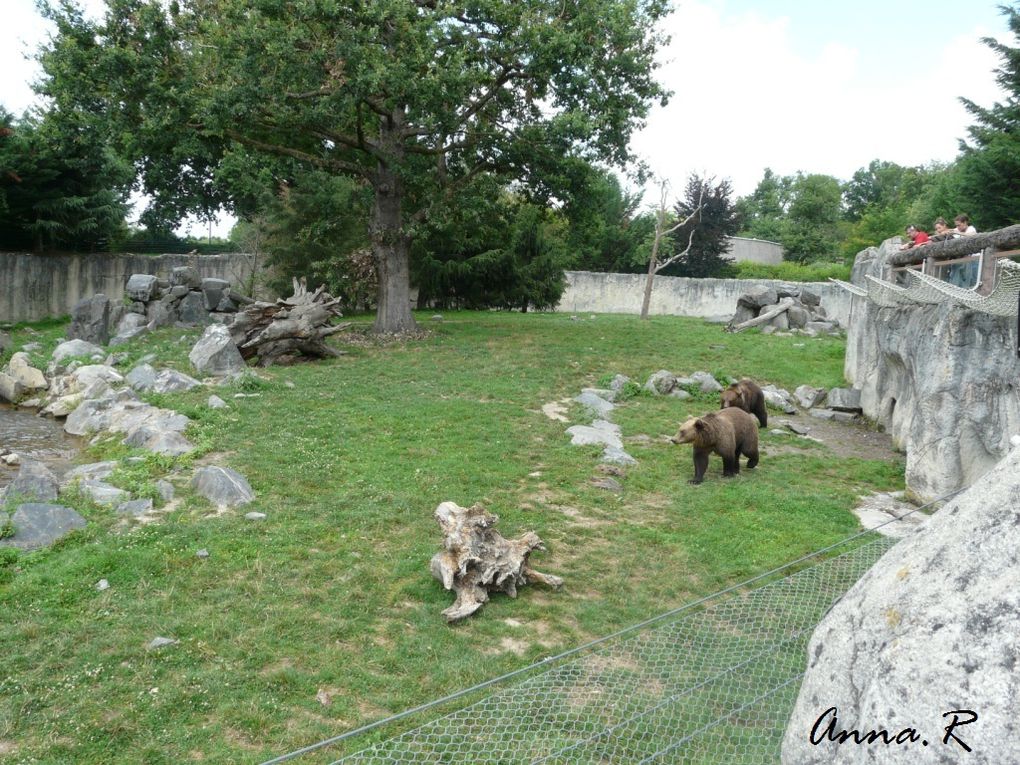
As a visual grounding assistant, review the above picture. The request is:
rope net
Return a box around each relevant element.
[277,536,896,765]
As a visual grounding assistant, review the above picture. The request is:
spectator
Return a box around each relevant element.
[954,214,977,235]
[947,215,979,287]
[930,217,954,241]
[899,224,930,250]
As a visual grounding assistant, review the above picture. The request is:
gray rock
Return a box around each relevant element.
[0,503,87,550]
[155,480,175,502]
[6,459,59,503]
[737,285,778,309]
[169,284,190,299]
[116,312,148,336]
[798,287,821,307]
[0,330,9,354]
[189,324,246,376]
[574,390,615,419]
[690,371,723,393]
[127,300,147,315]
[782,449,1020,765]
[200,278,231,312]
[147,637,178,650]
[125,274,158,303]
[0,371,24,403]
[644,370,677,395]
[793,385,827,409]
[7,352,48,391]
[805,320,839,334]
[122,428,195,457]
[80,481,131,507]
[191,466,256,508]
[207,395,227,409]
[608,374,632,393]
[825,387,862,412]
[96,579,110,591]
[126,363,158,392]
[117,498,153,516]
[67,294,111,346]
[170,266,201,290]
[851,492,927,538]
[196,548,209,558]
[151,369,201,394]
[109,326,150,346]
[215,292,238,313]
[146,299,176,330]
[786,304,810,329]
[669,388,691,400]
[807,408,836,421]
[52,339,105,365]
[177,291,210,325]
[729,303,756,325]
[780,420,811,436]
[761,385,797,414]
[71,364,124,390]
[601,446,637,466]
[566,419,623,449]
[244,511,267,521]
[60,460,118,488]
[590,477,623,493]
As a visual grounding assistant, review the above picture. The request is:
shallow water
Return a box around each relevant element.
[0,404,82,488]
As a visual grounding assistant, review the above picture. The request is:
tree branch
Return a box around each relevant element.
[225,130,370,179]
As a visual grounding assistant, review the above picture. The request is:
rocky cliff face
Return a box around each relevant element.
[781,445,1020,764]
[844,239,1020,500]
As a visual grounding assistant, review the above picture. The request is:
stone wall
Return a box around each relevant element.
[0,251,256,323]
[557,271,854,326]
[726,236,783,265]
[844,239,1020,500]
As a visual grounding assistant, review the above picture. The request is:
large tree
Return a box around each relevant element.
[956,4,1020,230]
[664,174,739,278]
[41,0,670,332]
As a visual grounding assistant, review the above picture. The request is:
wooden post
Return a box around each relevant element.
[978,247,997,296]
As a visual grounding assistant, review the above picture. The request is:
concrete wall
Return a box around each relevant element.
[0,251,255,323]
[556,270,854,326]
[726,236,783,265]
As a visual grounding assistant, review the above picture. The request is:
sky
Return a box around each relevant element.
[1,0,1014,234]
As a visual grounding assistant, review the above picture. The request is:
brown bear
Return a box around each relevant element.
[671,407,759,484]
[720,378,768,428]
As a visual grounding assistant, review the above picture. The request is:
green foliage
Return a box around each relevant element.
[730,260,852,282]
[0,515,15,540]
[0,108,131,252]
[734,168,793,242]
[562,164,649,273]
[663,174,740,278]
[957,5,1020,229]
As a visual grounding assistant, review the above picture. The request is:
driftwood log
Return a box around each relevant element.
[228,278,351,366]
[726,297,795,333]
[430,501,563,623]
[888,223,1020,267]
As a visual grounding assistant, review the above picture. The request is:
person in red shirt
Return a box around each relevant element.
[899,224,930,250]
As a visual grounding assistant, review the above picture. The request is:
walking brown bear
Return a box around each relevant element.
[671,407,759,484]
[720,378,768,428]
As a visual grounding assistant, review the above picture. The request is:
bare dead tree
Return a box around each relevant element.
[639,180,703,320]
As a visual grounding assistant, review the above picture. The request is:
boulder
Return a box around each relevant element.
[798,287,821,307]
[117,498,153,516]
[125,363,158,392]
[67,294,111,346]
[5,459,59,503]
[782,447,1020,765]
[825,387,862,412]
[170,266,201,290]
[80,481,131,507]
[761,384,797,414]
[794,385,828,409]
[0,371,24,403]
[122,428,195,457]
[601,446,637,466]
[71,364,124,390]
[737,285,778,309]
[644,370,677,395]
[146,298,177,329]
[730,303,756,325]
[191,466,255,508]
[150,369,201,394]
[177,291,210,325]
[200,278,231,312]
[565,420,623,449]
[690,371,723,393]
[0,503,87,550]
[574,390,615,419]
[60,461,118,488]
[7,354,48,393]
[786,305,810,329]
[52,339,105,365]
[114,313,148,336]
[125,274,158,303]
[768,311,790,331]
[189,325,246,376]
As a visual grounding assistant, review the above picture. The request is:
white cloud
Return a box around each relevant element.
[630,2,1007,202]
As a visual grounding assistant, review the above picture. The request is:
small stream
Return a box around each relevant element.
[0,404,82,488]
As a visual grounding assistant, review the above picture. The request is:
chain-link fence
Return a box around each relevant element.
[264,533,899,765]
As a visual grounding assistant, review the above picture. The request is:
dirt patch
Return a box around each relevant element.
[767,414,901,462]
[0,742,17,756]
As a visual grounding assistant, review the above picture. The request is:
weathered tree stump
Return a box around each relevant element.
[429,501,563,623]
[228,277,351,365]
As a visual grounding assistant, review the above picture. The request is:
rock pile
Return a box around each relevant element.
[67,267,253,347]
[727,284,841,335]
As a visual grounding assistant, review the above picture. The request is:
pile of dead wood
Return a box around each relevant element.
[228,278,351,366]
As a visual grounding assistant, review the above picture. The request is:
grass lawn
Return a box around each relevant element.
[0,311,904,764]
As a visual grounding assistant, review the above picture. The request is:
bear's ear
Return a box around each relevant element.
[694,419,707,432]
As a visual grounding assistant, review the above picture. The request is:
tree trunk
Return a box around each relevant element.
[640,230,662,320]
[370,115,418,335]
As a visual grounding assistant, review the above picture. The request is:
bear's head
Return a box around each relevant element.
[671,417,707,445]
[720,385,745,410]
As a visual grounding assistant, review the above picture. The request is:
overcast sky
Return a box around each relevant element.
[1,0,1013,234]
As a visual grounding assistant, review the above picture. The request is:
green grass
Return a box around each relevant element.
[0,311,903,764]
[730,260,852,282]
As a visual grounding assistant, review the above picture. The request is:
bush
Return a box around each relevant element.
[730,260,851,282]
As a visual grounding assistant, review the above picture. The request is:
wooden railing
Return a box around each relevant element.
[887,224,1020,295]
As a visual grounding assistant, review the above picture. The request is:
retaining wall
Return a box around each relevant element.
[556,271,854,326]
[0,251,255,323]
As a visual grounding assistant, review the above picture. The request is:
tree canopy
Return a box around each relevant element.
[40,0,671,331]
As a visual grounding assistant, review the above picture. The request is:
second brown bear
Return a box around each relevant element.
[671,407,760,484]
[720,378,768,428]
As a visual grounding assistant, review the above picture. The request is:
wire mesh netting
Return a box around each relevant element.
[267,534,898,765]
